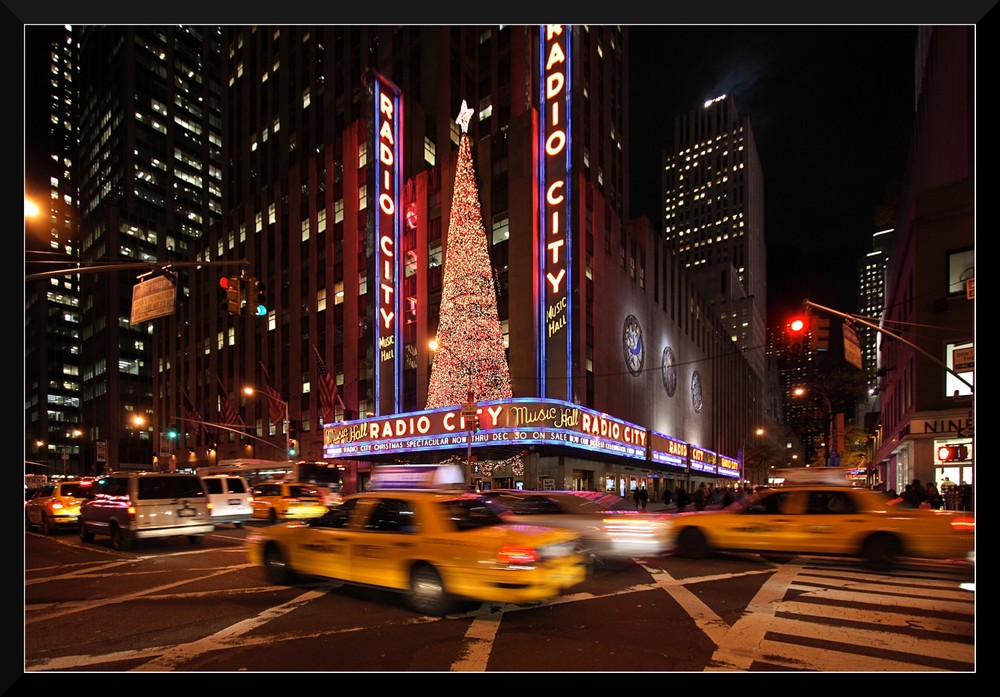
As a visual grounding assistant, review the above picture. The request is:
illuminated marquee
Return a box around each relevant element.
[649,431,688,468]
[324,398,652,461]
[717,454,740,478]
[373,72,403,412]
[538,24,572,400]
[689,446,719,475]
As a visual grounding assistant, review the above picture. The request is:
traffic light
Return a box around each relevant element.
[219,276,241,316]
[248,278,267,316]
[166,426,179,440]
[937,444,969,461]
[287,439,299,458]
[786,316,808,353]
[810,316,831,352]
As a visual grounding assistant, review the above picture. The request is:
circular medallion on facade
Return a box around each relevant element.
[622,315,644,377]
[661,346,677,397]
[691,370,704,413]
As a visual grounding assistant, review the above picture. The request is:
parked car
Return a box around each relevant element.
[200,475,253,527]
[78,472,214,551]
[482,489,674,560]
[26,479,94,534]
[250,481,328,523]
[246,489,588,615]
[665,469,975,570]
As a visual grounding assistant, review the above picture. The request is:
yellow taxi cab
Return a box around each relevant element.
[250,481,329,523]
[245,465,588,615]
[25,479,94,534]
[666,469,975,570]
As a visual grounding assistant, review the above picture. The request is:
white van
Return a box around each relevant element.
[200,475,253,527]
[79,472,214,551]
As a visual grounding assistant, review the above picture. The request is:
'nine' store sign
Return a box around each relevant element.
[323,397,734,479]
[371,72,403,413]
[538,25,573,401]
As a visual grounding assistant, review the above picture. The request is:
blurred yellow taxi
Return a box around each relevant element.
[25,479,93,534]
[246,466,588,615]
[667,469,975,570]
[250,481,329,523]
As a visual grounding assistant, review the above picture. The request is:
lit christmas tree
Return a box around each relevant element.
[426,100,513,409]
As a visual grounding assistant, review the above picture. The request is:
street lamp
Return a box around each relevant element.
[794,386,834,465]
[243,386,290,458]
[429,339,477,489]
[739,427,765,487]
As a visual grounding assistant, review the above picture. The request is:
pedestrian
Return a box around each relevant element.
[633,487,641,510]
[925,481,943,509]
[638,486,648,510]
[900,483,921,507]
[662,487,672,507]
[911,479,929,505]
[693,482,708,511]
[722,486,736,507]
[675,485,689,513]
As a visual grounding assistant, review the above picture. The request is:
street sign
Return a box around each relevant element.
[96,440,107,463]
[131,275,177,324]
[843,321,862,370]
[461,402,478,418]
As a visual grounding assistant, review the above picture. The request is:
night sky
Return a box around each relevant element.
[628,26,918,322]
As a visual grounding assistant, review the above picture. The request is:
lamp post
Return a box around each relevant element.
[243,386,290,458]
[794,386,833,465]
[739,427,764,488]
[429,339,477,489]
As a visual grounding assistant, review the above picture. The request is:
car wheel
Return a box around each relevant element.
[269,508,278,524]
[677,527,709,559]
[263,542,296,584]
[188,535,205,545]
[861,533,901,571]
[40,514,52,535]
[110,524,132,551]
[79,524,94,543]
[407,564,454,616]
[233,521,243,529]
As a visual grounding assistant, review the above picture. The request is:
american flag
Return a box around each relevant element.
[313,345,345,424]
[181,390,205,440]
[260,363,286,426]
[216,376,244,427]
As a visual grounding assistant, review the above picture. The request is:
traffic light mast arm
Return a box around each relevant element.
[803,299,973,391]
[26,259,250,282]
[173,415,288,456]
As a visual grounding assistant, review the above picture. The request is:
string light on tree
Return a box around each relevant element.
[426,100,512,409]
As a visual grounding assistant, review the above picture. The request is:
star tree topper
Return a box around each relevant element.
[456,99,475,134]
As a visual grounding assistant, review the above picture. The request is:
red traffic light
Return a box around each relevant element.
[787,317,807,333]
[937,444,968,461]
[219,276,231,289]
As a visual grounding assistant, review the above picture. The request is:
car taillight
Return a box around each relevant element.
[951,516,975,532]
[127,505,137,521]
[50,501,65,512]
[496,545,541,565]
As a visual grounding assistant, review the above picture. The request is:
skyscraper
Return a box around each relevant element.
[74,26,223,471]
[661,95,767,387]
[25,25,81,476]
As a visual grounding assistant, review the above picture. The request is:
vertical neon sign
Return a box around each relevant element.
[373,72,403,413]
[538,25,572,400]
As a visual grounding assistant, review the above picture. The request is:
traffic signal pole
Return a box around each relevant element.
[803,299,973,392]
